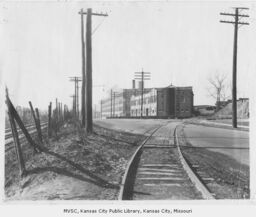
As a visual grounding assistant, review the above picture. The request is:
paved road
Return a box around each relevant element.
[183,124,249,166]
[96,120,249,166]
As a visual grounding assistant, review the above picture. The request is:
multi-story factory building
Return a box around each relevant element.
[130,85,193,118]
[101,85,194,119]
[174,86,194,118]
[101,89,136,118]
[101,98,112,119]
[130,88,157,117]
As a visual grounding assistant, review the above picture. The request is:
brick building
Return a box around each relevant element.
[130,85,193,118]
[101,85,194,119]
[174,86,194,118]
[101,89,136,118]
[130,88,157,117]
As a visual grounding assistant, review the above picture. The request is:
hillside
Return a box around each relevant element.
[213,99,249,119]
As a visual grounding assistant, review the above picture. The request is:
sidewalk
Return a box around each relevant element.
[185,118,249,131]
[201,120,249,129]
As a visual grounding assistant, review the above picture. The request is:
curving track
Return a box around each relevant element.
[119,122,215,200]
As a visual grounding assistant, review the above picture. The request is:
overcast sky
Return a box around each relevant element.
[1,1,256,111]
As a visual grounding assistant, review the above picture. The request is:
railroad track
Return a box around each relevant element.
[5,123,47,140]
[119,122,215,200]
[5,122,48,152]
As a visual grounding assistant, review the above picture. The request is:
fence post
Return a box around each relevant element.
[55,98,58,124]
[29,101,42,143]
[59,102,61,123]
[6,97,42,152]
[35,108,43,142]
[48,102,52,137]
[8,111,26,177]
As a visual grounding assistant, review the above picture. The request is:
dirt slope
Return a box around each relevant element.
[213,99,249,119]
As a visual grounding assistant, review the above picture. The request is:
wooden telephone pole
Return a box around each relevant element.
[134,69,151,117]
[69,77,82,118]
[113,92,116,117]
[220,7,249,128]
[79,8,108,133]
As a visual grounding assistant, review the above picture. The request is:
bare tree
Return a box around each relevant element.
[207,73,230,111]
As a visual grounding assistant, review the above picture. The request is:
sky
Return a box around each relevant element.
[1,0,256,112]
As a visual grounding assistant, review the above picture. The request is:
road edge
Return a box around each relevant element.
[175,125,215,200]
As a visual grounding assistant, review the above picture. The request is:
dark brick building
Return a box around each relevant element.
[131,85,194,118]
[101,84,194,119]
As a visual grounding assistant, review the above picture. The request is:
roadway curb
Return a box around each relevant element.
[175,125,215,200]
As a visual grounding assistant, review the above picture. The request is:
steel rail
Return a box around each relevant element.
[118,125,163,200]
[174,126,215,199]
[5,123,48,153]
[119,123,216,200]
[5,122,48,140]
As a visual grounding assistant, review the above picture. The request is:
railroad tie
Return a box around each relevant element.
[143,145,175,148]
[137,177,186,181]
[142,163,179,167]
[143,183,181,187]
[141,164,180,169]
[138,168,181,173]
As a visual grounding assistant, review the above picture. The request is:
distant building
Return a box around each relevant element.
[131,88,157,117]
[101,84,194,119]
[101,89,137,118]
[174,86,194,118]
[130,85,193,118]
[101,98,111,119]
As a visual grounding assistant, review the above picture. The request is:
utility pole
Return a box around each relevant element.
[48,102,52,137]
[79,8,108,133]
[55,98,58,122]
[220,7,249,128]
[113,92,115,117]
[79,8,86,127]
[69,77,82,118]
[134,69,151,118]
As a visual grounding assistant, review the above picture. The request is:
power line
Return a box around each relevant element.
[92,18,106,36]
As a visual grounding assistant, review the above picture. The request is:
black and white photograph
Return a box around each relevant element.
[0,0,255,216]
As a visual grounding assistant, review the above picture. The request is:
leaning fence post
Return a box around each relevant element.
[35,108,43,142]
[8,111,26,177]
[6,96,42,152]
[55,98,58,123]
[29,101,42,143]
[58,102,61,124]
[48,102,52,137]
